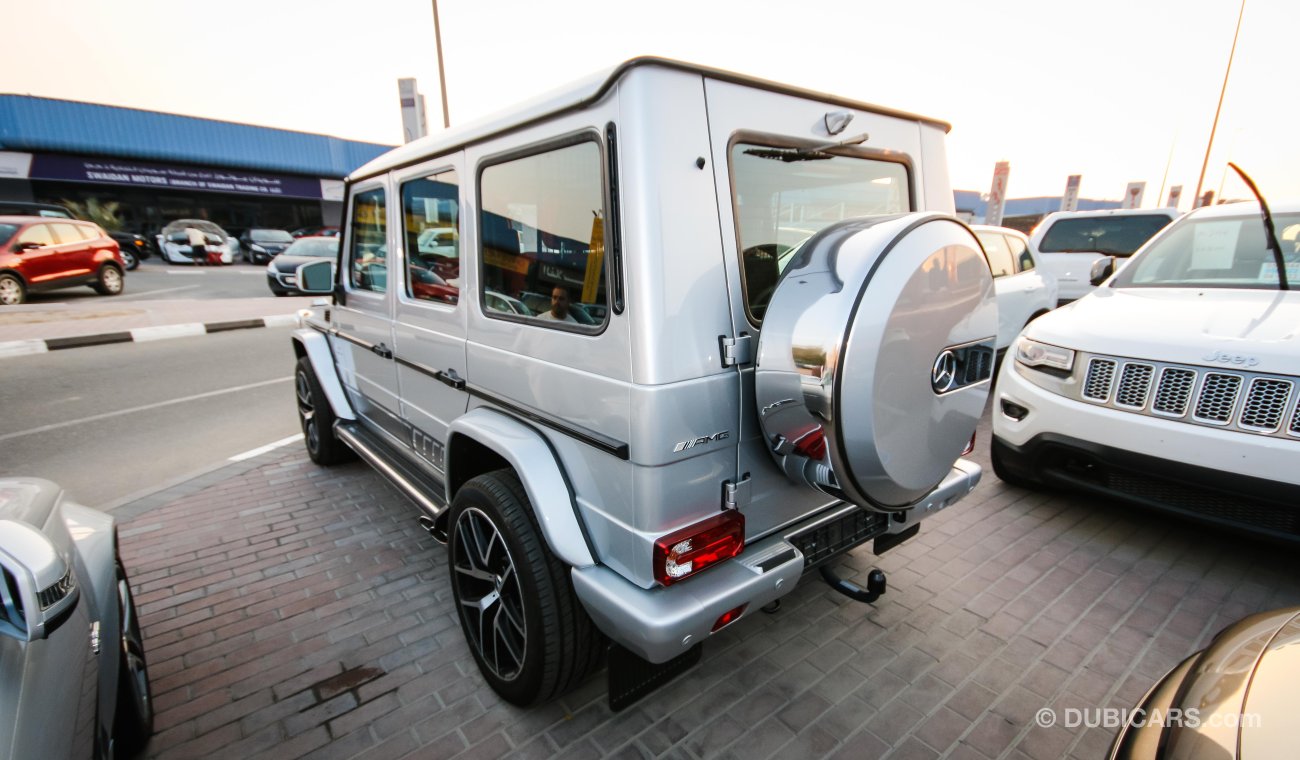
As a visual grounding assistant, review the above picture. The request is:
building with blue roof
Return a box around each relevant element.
[0,94,393,235]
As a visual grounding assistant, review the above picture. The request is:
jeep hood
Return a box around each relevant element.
[1025,287,1300,374]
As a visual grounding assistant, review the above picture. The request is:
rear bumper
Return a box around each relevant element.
[572,459,982,663]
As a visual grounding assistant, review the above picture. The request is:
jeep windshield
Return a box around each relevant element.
[731,142,909,320]
[1112,212,1300,290]
[1038,214,1174,256]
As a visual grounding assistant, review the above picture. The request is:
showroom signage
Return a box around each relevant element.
[25,153,327,199]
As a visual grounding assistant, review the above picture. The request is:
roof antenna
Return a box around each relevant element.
[1227,162,1288,291]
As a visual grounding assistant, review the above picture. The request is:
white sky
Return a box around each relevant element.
[4,0,1297,208]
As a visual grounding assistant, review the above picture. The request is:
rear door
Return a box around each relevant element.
[390,156,469,475]
[333,181,405,442]
[702,78,923,537]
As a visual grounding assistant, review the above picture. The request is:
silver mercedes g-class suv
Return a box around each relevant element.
[290,57,996,708]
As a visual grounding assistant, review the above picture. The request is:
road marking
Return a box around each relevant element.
[164,270,207,276]
[0,376,291,442]
[131,323,206,342]
[0,340,48,358]
[229,433,304,462]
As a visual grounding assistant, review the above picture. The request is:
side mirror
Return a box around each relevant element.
[13,242,41,253]
[1090,256,1115,286]
[0,520,79,642]
[296,259,335,294]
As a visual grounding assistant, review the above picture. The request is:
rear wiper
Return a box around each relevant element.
[744,133,869,162]
[1228,162,1289,290]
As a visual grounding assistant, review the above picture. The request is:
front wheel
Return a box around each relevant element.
[121,249,139,270]
[93,264,125,295]
[448,470,601,706]
[0,273,25,305]
[295,356,354,465]
[113,558,153,755]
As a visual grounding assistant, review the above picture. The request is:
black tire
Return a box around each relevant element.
[448,470,602,706]
[0,273,25,305]
[113,557,153,755]
[93,264,125,296]
[121,248,139,271]
[295,356,355,465]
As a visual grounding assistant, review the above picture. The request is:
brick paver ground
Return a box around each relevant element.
[117,421,1300,760]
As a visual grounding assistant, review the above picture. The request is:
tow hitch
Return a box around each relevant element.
[820,566,887,604]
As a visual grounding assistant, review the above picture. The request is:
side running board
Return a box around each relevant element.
[334,421,448,523]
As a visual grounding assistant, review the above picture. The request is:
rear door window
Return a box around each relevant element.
[50,223,84,246]
[401,169,460,305]
[976,232,1015,278]
[1006,234,1034,273]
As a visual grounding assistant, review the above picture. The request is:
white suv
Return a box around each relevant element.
[972,225,1057,351]
[289,57,996,708]
[1030,207,1178,303]
[993,201,1300,540]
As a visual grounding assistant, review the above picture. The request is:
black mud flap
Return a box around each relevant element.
[607,641,702,712]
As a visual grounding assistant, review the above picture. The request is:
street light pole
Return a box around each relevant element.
[432,0,451,128]
[1193,0,1246,207]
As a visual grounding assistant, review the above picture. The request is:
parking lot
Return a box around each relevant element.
[114,411,1300,760]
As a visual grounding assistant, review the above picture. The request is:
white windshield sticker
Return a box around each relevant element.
[1189,222,1239,270]
[1259,261,1300,283]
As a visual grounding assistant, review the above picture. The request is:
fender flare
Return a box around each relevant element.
[448,408,596,569]
[291,327,356,421]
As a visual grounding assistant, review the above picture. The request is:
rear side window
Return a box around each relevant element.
[478,140,607,328]
[976,232,1014,278]
[401,168,460,305]
[1039,214,1174,257]
[348,187,388,293]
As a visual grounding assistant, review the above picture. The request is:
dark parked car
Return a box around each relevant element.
[1110,605,1300,759]
[107,231,153,270]
[290,225,340,238]
[266,235,338,295]
[240,228,295,264]
[0,201,74,219]
[0,216,125,305]
[0,477,153,759]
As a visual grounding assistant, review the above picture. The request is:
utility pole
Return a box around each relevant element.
[1193,0,1246,207]
[432,0,451,128]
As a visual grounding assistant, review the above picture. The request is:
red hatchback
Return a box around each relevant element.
[0,215,125,305]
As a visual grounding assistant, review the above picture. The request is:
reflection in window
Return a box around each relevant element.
[479,141,606,327]
[730,143,909,320]
[1006,234,1034,273]
[402,169,460,305]
[349,187,387,292]
[976,232,1014,278]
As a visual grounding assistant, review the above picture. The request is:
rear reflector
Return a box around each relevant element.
[961,431,976,456]
[653,510,745,586]
[712,604,748,632]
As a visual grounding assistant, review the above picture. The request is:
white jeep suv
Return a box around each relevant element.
[993,201,1300,540]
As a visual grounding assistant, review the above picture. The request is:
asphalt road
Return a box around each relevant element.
[0,326,303,509]
[22,255,278,304]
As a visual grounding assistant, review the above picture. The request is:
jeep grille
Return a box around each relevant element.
[1067,353,1299,441]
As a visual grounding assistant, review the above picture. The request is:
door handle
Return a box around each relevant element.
[371,342,393,360]
[434,369,465,390]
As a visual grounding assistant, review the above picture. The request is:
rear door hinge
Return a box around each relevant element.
[719,333,753,367]
[722,474,752,510]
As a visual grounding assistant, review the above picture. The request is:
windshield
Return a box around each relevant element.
[1112,212,1300,290]
[285,238,339,258]
[0,224,17,247]
[1038,214,1174,256]
[163,219,227,237]
[731,142,909,320]
[251,229,294,243]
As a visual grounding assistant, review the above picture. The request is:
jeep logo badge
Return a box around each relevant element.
[931,350,959,393]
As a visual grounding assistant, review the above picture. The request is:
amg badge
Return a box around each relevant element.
[673,431,730,453]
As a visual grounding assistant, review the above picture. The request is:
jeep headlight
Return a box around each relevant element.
[1015,337,1075,373]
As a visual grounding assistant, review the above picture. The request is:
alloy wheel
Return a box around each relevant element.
[117,567,152,728]
[452,507,527,681]
[295,369,319,454]
[0,278,20,305]
[103,268,123,293]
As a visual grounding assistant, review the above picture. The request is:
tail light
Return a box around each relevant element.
[792,426,827,461]
[653,510,745,586]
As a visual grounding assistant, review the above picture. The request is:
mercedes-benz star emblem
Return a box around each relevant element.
[931,350,959,393]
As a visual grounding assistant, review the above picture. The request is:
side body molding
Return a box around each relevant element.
[447,408,596,569]
[293,327,356,421]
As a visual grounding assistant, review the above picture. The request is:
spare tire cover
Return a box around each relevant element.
[755,213,996,510]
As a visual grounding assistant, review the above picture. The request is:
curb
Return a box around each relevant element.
[0,313,300,358]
